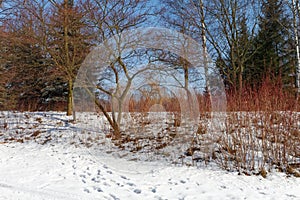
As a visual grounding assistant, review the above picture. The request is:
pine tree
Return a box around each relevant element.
[250,0,294,86]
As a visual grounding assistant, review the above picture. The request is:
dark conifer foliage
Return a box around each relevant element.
[249,0,295,86]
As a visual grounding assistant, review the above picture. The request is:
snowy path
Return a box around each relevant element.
[0,143,299,200]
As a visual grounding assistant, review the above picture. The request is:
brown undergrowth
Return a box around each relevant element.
[109,78,300,177]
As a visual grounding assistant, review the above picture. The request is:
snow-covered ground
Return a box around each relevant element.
[0,112,299,199]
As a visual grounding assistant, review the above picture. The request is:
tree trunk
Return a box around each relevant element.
[67,79,73,116]
[199,0,210,92]
[292,0,300,96]
[238,66,243,109]
[112,122,121,139]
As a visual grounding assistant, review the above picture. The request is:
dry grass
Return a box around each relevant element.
[99,78,300,177]
[191,78,300,177]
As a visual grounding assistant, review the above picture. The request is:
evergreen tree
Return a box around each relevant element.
[249,0,294,86]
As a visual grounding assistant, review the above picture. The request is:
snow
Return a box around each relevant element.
[0,112,299,199]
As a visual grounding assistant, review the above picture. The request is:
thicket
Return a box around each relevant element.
[107,77,300,177]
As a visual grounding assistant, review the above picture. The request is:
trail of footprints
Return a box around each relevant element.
[68,155,147,198]
[52,150,191,199]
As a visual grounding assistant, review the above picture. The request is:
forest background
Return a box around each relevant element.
[0,0,300,114]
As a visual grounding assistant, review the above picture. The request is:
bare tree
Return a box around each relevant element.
[163,0,259,95]
[75,0,152,138]
[47,0,92,115]
[291,0,300,97]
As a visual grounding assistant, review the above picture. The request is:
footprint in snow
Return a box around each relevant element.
[286,194,297,198]
[91,177,100,183]
[127,182,135,187]
[93,186,103,192]
[109,194,119,200]
[103,182,111,187]
[168,180,178,185]
[79,174,86,179]
[116,182,124,187]
[83,188,90,193]
[120,175,128,180]
[220,185,227,189]
[133,189,142,194]
[86,172,92,176]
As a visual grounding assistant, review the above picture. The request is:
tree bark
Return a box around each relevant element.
[292,0,300,95]
[67,79,73,116]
